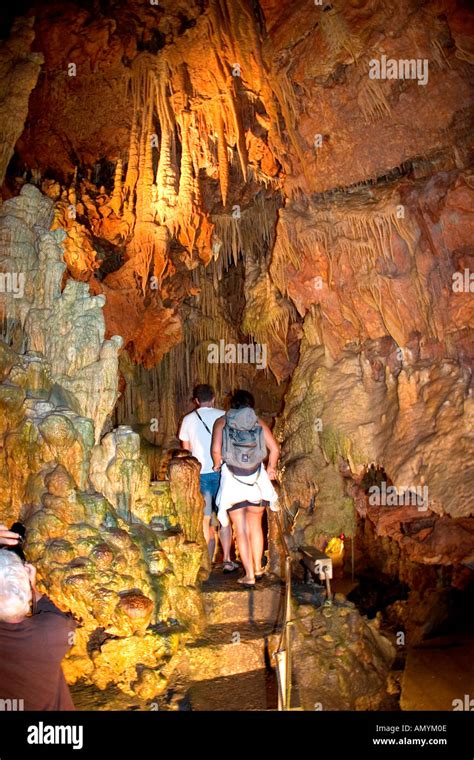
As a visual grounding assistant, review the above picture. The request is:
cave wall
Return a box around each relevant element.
[264,0,474,572]
[0,16,43,186]
[276,173,474,541]
[1,0,473,578]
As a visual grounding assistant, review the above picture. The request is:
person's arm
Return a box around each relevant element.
[0,524,20,546]
[211,416,225,471]
[259,419,280,480]
[178,417,191,452]
[37,597,77,658]
[27,564,77,650]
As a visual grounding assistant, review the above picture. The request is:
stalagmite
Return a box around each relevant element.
[0,183,210,697]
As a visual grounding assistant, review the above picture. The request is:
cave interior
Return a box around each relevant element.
[0,0,473,712]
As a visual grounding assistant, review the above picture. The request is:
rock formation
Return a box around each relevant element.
[0,184,207,696]
[0,17,43,186]
[292,596,396,710]
[0,184,122,443]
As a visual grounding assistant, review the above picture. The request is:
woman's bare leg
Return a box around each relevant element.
[219,524,232,563]
[229,509,254,581]
[203,516,216,561]
[246,506,265,574]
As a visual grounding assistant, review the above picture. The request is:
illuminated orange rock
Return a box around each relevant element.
[0,4,472,694]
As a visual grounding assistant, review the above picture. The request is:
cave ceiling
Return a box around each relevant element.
[1,0,473,379]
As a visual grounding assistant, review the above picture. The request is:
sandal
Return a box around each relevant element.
[254,570,266,581]
[223,560,239,573]
[237,576,255,588]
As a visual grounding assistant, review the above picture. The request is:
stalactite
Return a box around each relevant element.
[178,108,195,211]
[194,108,216,175]
[212,193,281,278]
[151,226,169,288]
[134,108,147,223]
[110,159,123,216]
[357,75,391,122]
[190,114,204,209]
[212,99,230,207]
[213,215,243,273]
[226,79,248,182]
[319,4,358,61]
[173,107,201,257]
[269,211,302,297]
[174,267,239,411]
[118,1,289,290]
[271,191,439,349]
[205,0,273,195]
[277,196,416,280]
[141,106,155,224]
[123,115,139,214]
[154,62,179,219]
[242,273,292,352]
[106,3,292,365]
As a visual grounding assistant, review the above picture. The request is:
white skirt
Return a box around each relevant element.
[216,463,279,527]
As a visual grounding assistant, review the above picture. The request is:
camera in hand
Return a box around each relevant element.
[3,522,26,561]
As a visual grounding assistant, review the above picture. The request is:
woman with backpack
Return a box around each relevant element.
[211,390,280,587]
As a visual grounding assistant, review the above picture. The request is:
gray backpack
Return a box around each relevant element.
[222,408,267,471]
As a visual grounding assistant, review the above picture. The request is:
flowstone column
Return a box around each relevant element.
[0,184,123,442]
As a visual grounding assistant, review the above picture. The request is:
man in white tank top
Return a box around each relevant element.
[179,384,237,571]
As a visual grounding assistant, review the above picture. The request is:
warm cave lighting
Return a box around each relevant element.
[0,2,472,753]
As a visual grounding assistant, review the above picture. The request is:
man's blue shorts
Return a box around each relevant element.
[199,471,221,517]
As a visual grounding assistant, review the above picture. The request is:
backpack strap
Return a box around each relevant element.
[195,409,212,435]
[228,465,262,487]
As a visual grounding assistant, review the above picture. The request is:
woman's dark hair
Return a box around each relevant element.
[230,390,255,409]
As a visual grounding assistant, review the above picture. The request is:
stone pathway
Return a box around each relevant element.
[71,569,285,711]
[180,571,283,709]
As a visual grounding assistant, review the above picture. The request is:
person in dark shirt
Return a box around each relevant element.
[0,549,76,711]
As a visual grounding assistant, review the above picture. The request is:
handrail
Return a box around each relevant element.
[273,508,294,711]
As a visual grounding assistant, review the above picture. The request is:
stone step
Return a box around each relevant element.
[184,622,280,682]
[202,573,285,626]
[187,668,279,711]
